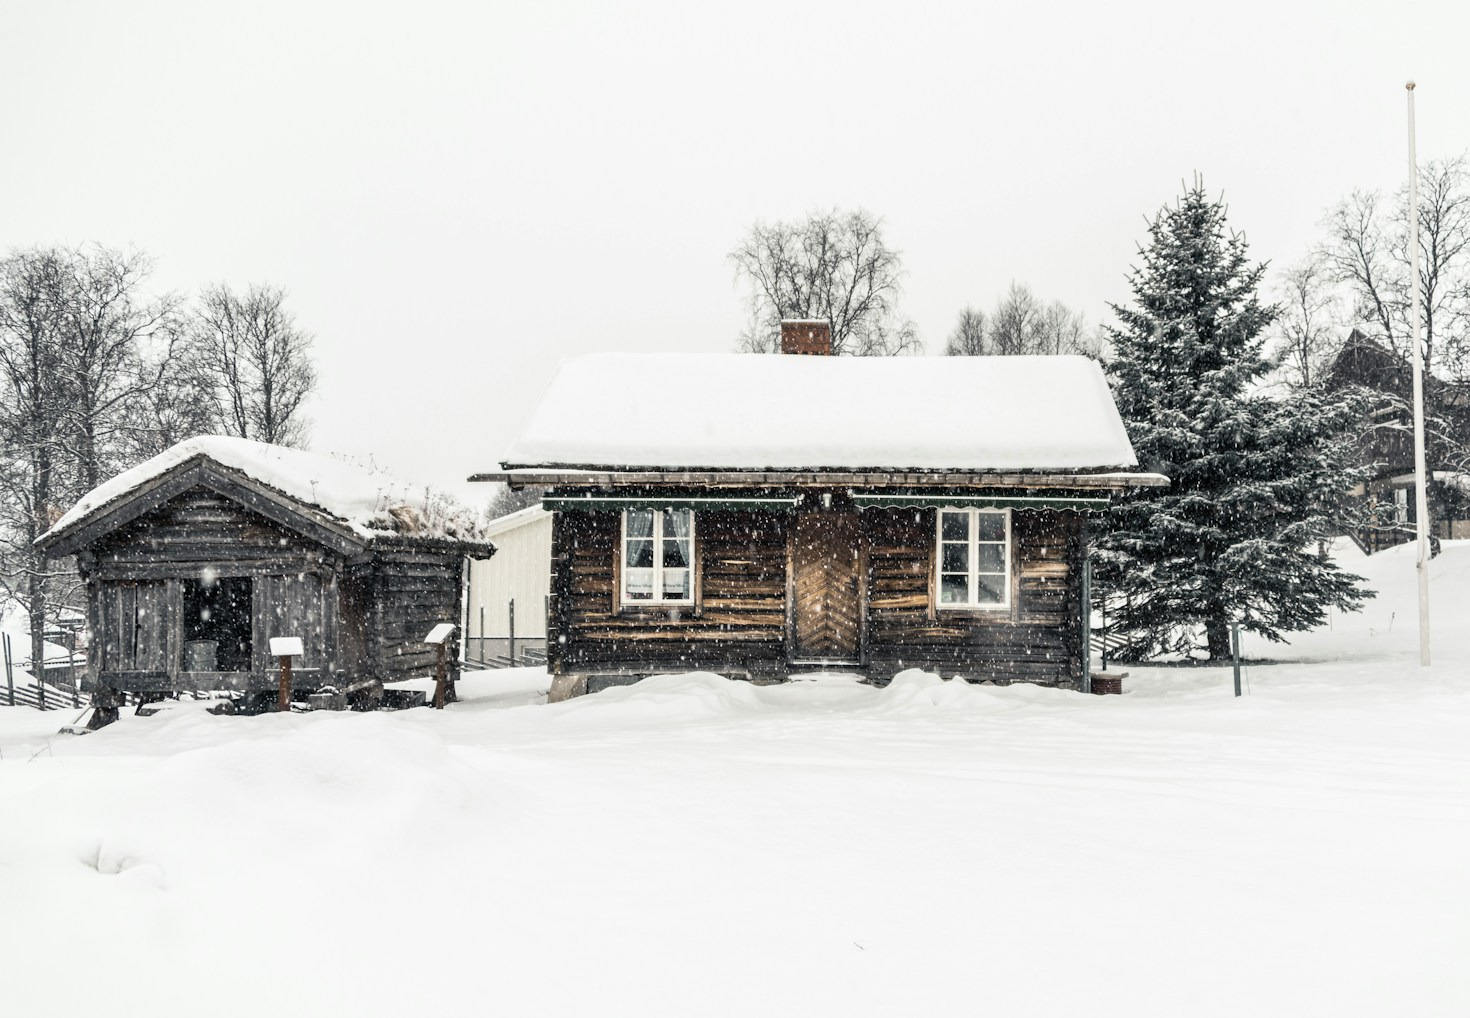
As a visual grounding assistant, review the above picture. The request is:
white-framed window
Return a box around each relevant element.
[621,508,695,605]
[936,507,1011,610]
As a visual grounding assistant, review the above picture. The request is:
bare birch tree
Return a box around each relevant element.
[1273,250,1341,390]
[53,247,184,489]
[1324,155,1470,379]
[730,208,920,355]
[0,250,72,676]
[943,306,988,355]
[191,283,318,447]
[945,283,1098,358]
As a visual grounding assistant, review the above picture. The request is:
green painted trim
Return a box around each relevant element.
[543,495,801,512]
[849,492,1110,511]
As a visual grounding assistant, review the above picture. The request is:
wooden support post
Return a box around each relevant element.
[4,633,13,707]
[479,606,486,664]
[279,654,292,712]
[1231,623,1242,698]
[269,637,303,714]
[424,622,456,709]
[433,642,447,709]
[1080,552,1092,695]
[508,598,516,666]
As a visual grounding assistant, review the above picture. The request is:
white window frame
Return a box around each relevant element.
[619,508,696,607]
[935,507,1011,611]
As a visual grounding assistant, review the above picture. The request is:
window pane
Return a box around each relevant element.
[976,574,1006,604]
[941,511,968,541]
[940,574,969,604]
[626,539,654,568]
[662,568,690,599]
[976,544,1005,573]
[663,538,690,568]
[626,510,654,538]
[624,568,654,599]
[941,543,968,573]
[976,512,1005,542]
[663,508,692,538]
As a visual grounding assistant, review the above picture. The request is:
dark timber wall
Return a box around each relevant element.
[358,541,467,683]
[549,509,790,678]
[863,508,1084,688]
[86,490,338,691]
[548,500,1085,689]
[75,485,472,695]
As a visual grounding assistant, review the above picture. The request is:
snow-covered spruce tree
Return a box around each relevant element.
[1095,182,1371,661]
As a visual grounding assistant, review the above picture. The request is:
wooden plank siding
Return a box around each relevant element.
[863,507,1084,688]
[550,501,1086,689]
[364,545,467,684]
[93,490,327,571]
[74,483,475,696]
[551,509,790,677]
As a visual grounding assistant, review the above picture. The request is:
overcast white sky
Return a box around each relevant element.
[3,1,1468,503]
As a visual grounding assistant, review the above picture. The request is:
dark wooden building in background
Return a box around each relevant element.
[476,321,1166,698]
[37,438,493,708]
[1327,327,1470,551]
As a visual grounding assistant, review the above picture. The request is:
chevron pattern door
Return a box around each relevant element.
[790,511,863,663]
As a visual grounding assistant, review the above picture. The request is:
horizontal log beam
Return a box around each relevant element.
[471,470,1169,490]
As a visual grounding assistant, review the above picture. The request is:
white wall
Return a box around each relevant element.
[467,508,552,639]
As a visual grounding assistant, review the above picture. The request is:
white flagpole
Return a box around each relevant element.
[1407,80,1431,666]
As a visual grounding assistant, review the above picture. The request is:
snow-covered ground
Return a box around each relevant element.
[2,545,1467,1017]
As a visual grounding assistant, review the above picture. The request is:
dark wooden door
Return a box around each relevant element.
[790,511,863,663]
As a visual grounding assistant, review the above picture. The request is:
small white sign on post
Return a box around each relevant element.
[423,623,456,646]
[270,637,304,658]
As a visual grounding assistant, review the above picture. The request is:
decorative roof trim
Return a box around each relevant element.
[476,470,1169,490]
[543,494,801,512]
[849,491,1110,512]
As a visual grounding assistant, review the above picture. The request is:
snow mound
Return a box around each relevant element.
[872,668,1077,713]
[550,672,766,725]
[540,668,1081,725]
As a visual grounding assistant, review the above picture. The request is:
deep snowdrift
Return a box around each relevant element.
[1,548,1467,1017]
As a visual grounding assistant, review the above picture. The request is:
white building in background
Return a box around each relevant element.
[466,504,552,664]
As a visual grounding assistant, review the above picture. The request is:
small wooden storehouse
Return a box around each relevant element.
[474,321,1166,697]
[36,437,493,713]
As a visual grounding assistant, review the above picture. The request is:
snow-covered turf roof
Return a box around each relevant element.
[43,436,448,544]
[501,353,1139,471]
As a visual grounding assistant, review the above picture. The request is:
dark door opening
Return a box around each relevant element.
[183,575,253,671]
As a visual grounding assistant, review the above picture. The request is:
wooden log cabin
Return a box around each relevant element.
[36,437,493,718]
[474,321,1167,698]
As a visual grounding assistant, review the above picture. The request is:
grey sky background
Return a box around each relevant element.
[2,1,1468,503]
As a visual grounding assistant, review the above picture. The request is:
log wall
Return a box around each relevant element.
[862,508,1084,688]
[550,502,1085,689]
[78,485,470,693]
[550,509,789,677]
[362,543,467,683]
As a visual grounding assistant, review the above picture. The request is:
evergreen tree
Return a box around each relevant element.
[1096,181,1371,660]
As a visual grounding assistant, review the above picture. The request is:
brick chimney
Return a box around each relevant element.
[780,318,831,356]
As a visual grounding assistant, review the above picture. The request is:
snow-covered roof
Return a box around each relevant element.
[482,504,552,538]
[43,436,479,546]
[501,353,1138,471]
